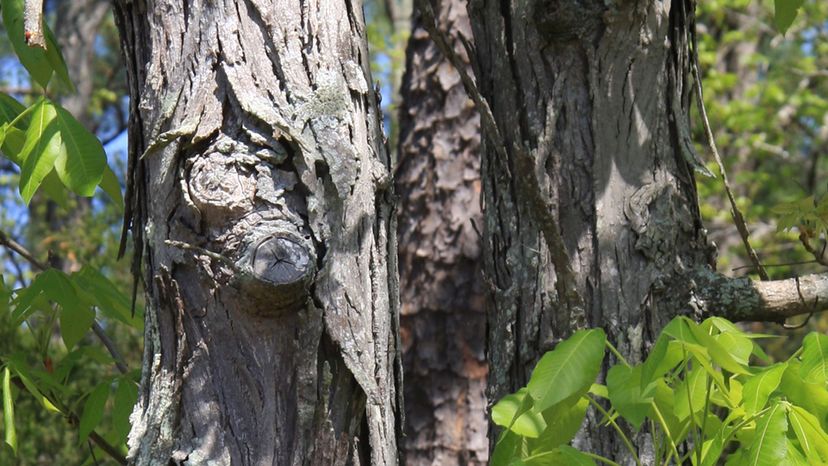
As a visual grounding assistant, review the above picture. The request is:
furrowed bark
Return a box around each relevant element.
[467,0,714,461]
[396,1,487,464]
[112,1,400,464]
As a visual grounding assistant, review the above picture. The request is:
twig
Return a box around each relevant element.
[91,322,129,374]
[23,0,46,49]
[0,228,130,374]
[689,10,769,281]
[10,377,128,465]
[0,229,48,270]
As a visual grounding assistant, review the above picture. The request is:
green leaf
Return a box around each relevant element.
[744,402,787,466]
[19,99,60,203]
[521,445,595,466]
[1,126,26,164]
[112,378,137,443]
[779,361,828,430]
[0,0,53,88]
[72,266,135,326]
[7,362,59,413]
[78,382,109,444]
[787,404,828,464]
[800,332,828,384]
[773,0,805,34]
[685,318,748,375]
[607,364,652,430]
[99,164,124,209]
[2,367,16,454]
[491,389,547,438]
[51,102,105,196]
[527,329,606,412]
[652,379,689,445]
[674,365,708,423]
[742,364,787,416]
[641,333,682,387]
[0,93,26,125]
[529,396,588,452]
[42,22,74,92]
[491,430,527,466]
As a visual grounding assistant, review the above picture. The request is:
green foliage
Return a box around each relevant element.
[0,0,73,91]
[773,0,805,34]
[0,3,140,465]
[491,316,828,466]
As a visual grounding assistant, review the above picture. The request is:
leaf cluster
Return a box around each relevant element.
[491,317,828,466]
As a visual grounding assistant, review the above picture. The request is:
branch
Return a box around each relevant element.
[23,0,46,48]
[0,229,47,270]
[692,269,828,322]
[689,8,769,281]
[10,377,128,465]
[0,228,130,374]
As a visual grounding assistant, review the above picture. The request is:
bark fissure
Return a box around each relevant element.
[114,1,399,464]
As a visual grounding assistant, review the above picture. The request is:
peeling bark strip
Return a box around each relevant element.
[396,1,488,464]
[468,0,714,460]
[112,1,400,464]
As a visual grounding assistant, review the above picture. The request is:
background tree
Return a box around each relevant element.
[112,0,399,464]
[395,0,487,464]
[431,0,828,460]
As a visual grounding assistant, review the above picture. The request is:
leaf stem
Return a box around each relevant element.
[649,401,680,466]
[587,394,642,466]
[605,341,631,367]
[582,451,621,466]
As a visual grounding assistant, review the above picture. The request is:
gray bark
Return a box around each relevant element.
[395,1,487,464]
[467,0,714,460]
[112,1,400,465]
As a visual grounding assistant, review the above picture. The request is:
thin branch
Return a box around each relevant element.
[690,13,769,281]
[692,268,828,322]
[0,228,130,374]
[0,229,47,270]
[23,0,46,48]
[10,377,128,465]
[91,322,128,374]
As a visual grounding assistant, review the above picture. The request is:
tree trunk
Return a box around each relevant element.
[112,2,400,464]
[395,1,487,464]
[467,0,713,460]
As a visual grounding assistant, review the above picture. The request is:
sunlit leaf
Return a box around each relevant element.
[744,401,787,466]
[788,404,828,464]
[527,329,606,412]
[742,364,786,415]
[800,333,828,384]
[51,101,106,196]
[2,367,16,454]
[491,388,546,438]
[18,99,59,203]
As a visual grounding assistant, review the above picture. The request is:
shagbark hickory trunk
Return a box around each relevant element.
[467,0,713,460]
[113,1,400,464]
[396,1,487,465]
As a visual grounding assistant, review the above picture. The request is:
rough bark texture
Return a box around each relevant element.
[112,1,400,464]
[395,1,487,464]
[467,0,714,461]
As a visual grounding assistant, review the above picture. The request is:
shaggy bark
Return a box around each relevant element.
[467,0,714,461]
[395,1,487,464]
[112,1,400,464]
